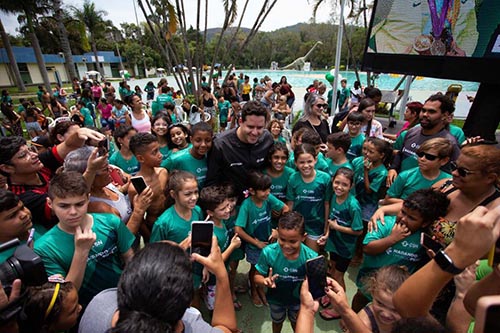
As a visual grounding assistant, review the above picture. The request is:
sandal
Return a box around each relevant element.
[320,294,331,308]
[233,298,243,311]
[251,294,263,308]
[319,308,341,321]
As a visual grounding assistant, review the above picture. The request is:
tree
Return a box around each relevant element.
[72,0,108,76]
[0,18,25,91]
[52,0,77,80]
[1,0,52,91]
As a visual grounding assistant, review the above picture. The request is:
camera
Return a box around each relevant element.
[0,239,47,325]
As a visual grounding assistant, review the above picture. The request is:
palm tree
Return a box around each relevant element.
[72,0,107,76]
[0,18,26,91]
[1,0,52,92]
[52,0,77,80]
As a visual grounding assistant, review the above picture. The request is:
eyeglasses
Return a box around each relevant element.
[451,162,477,177]
[416,151,439,161]
[315,104,328,109]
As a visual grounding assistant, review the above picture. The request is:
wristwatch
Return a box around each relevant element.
[433,249,464,274]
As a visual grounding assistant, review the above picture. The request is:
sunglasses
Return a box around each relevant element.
[451,162,477,177]
[315,104,328,109]
[416,151,439,161]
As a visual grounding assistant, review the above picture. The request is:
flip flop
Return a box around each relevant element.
[319,308,341,321]
[252,297,263,308]
[320,294,331,308]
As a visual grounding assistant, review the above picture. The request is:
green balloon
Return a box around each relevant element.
[325,73,334,82]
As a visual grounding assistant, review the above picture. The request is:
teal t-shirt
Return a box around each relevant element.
[159,144,171,162]
[264,166,295,202]
[109,151,140,175]
[34,213,135,305]
[286,170,333,236]
[387,167,451,200]
[235,194,285,250]
[449,124,466,146]
[256,242,318,306]
[357,215,425,290]
[326,159,353,177]
[150,205,204,244]
[347,133,365,161]
[325,194,363,258]
[274,136,287,144]
[160,144,192,168]
[286,151,296,170]
[156,93,174,107]
[163,149,208,189]
[218,100,231,122]
[352,157,388,206]
[315,152,330,173]
[80,107,94,127]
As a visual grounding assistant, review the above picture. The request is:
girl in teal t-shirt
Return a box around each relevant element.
[286,143,332,253]
[352,137,392,222]
[264,142,295,203]
[151,113,172,162]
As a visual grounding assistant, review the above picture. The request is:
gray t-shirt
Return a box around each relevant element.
[78,288,222,333]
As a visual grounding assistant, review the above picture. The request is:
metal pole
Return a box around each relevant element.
[398,75,414,122]
[331,0,345,116]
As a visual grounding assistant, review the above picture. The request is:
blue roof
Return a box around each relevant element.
[0,47,122,64]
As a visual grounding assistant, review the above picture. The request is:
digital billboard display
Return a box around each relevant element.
[363,0,500,83]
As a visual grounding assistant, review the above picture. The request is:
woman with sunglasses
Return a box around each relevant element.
[292,93,330,143]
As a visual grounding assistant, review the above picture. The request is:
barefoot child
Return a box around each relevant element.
[128,133,168,242]
[255,212,318,333]
[235,171,289,307]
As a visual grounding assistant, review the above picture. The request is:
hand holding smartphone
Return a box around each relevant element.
[420,233,443,253]
[97,138,109,156]
[191,221,213,257]
[130,176,147,195]
[306,255,327,299]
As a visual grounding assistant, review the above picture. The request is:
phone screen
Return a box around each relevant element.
[306,255,327,299]
[97,138,109,156]
[475,296,500,333]
[420,233,443,253]
[130,176,147,195]
[191,222,213,257]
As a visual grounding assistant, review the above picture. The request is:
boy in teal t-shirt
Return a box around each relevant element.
[385,137,452,204]
[255,212,318,333]
[352,188,450,309]
[234,172,288,307]
[34,172,135,306]
[345,111,366,161]
[325,132,354,177]
[199,185,242,310]
[218,96,231,132]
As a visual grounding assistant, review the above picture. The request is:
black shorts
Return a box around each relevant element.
[242,93,250,101]
[329,252,351,273]
[220,121,228,128]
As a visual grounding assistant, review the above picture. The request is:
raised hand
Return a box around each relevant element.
[263,268,279,288]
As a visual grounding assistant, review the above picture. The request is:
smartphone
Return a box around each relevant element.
[191,221,213,257]
[306,255,327,299]
[420,233,443,253]
[97,138,109,156]
[474,295,500,333]
[487,238,500,267]
[130,176,147,195]
[110,168,125,186]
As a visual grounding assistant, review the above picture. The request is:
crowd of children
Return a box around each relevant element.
[0,73,499,333]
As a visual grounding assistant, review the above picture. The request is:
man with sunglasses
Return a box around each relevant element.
[387,93,461,187]
[0,128,104,235]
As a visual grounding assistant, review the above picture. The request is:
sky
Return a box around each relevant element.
[1,0,334,36]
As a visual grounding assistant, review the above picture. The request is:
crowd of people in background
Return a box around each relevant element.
[0,70,499,333]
